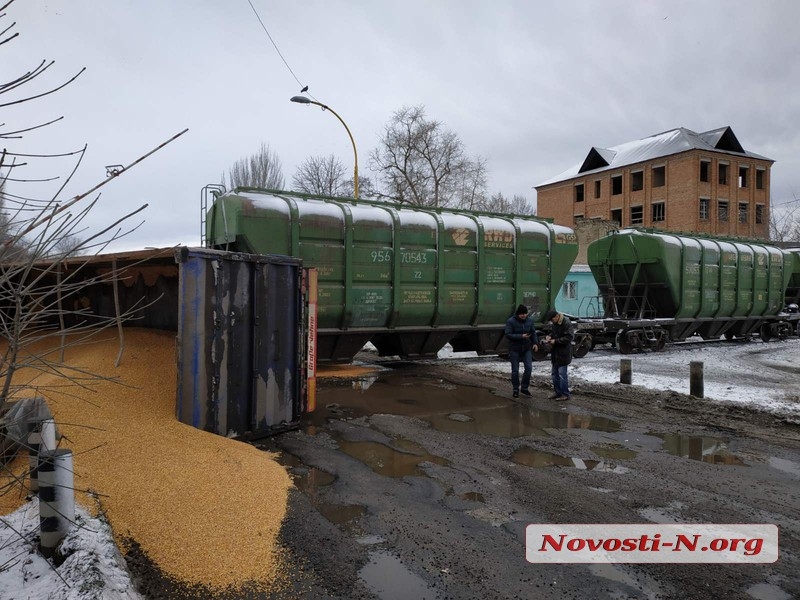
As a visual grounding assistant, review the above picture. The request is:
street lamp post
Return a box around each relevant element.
[290,96,359,199]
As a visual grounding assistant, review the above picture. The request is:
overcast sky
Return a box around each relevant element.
[3,0,800,250]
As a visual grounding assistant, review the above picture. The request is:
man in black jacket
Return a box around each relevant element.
[543,309,573,400]
[504,304,538,398]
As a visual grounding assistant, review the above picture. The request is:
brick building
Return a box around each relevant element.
[535,126,772,239]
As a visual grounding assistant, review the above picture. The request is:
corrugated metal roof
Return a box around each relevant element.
[537,126,772,188]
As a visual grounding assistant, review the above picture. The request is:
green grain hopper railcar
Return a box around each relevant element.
[587,229,798,353]
[786,249,800,308]
[205,189,578,362]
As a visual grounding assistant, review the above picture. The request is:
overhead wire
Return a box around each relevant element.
[244,0,315,99]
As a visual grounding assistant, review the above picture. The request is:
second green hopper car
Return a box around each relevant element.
[587,229,798,352]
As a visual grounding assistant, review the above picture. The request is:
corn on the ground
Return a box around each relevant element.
[1,328,291,591]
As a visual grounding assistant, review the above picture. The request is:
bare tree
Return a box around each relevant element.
[225,142,285,190]
[0,0,184,412]
[292,154,347,196]
[482,192,536,215]
[453,157,488,211]
[770,197,800,242]
[341,175,377,200]
[369,105,486,208]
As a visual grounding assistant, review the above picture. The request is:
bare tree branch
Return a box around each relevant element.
[369,105,487,208]
[226,142,285,190]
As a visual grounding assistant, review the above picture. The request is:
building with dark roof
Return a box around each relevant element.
[535,126,772,239]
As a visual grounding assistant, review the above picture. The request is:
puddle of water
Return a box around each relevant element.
[591,445,637,460]
[277,453,337,495]
[337,438,449,478]
[511,447,630,474]
[358,550,437,600]
[314,373,620,438]
[275,452,364,526]
[317,503,366,525]
[426,405,620,438]
[654,433,745,466]
[353,375,380,391]
[459,491,485,503]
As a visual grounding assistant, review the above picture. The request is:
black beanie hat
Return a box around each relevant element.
[543,309,558,321]
[516,304,528,316]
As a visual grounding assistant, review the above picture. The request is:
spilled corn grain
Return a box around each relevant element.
[0,455,29,515]
[6,328,292,591]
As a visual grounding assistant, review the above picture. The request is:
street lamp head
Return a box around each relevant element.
[289,95,360,199]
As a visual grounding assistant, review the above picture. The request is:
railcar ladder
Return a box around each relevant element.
[200,184,226,247]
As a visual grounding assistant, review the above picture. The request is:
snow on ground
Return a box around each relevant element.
[436,337,800,418]
[0,499,141,600]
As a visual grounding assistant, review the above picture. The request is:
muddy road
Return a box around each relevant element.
[262,358,800,600]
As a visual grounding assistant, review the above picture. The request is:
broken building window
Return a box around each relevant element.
[652,202,665,223]
[700,160,710,182]
[652,165,665,188]
[611,175,622,195]
[756,169,765,190]
[718,200,729,222]
[719,163,729,185]
[699,198,710,220]
[631,171,644,192]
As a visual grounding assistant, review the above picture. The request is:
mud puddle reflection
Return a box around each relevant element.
[336,436,450,478]
[358,550,437,600]
[277,452,366,527]
[653,433,746,465]
[313,373,620,438]
[512,447,630,474]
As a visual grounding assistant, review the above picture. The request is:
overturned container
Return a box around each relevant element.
[175,247,312,439]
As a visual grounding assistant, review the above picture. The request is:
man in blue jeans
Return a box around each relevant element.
[543,309,574,400]
[504,304,538,398]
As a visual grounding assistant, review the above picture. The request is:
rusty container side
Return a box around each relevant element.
[175,247,304,438]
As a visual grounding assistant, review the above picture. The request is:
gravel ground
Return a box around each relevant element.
[257,346,800,600]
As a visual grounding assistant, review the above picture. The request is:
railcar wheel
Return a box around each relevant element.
[615,331,633,355]
[724,331,735,341]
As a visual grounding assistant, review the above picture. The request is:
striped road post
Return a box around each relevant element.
[27,418,57,493]
[38,448,75,558]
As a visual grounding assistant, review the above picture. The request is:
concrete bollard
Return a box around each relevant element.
[620,359,632,385]
[690,361,704,398]
[27,418,57,493]
[38,449,75,558]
